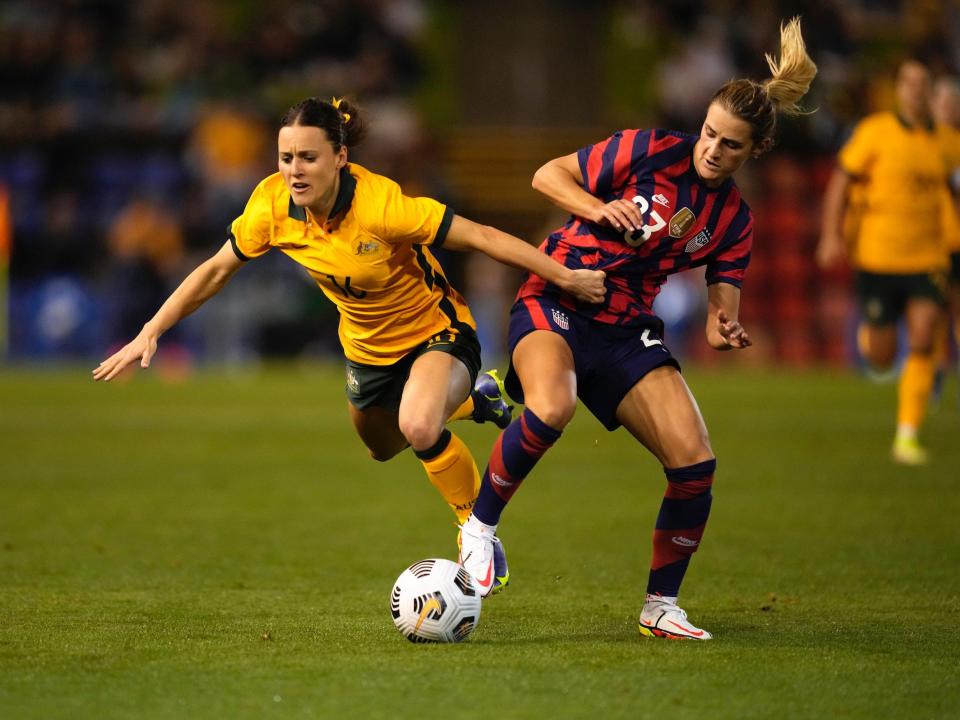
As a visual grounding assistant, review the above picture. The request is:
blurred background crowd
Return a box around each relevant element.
[1,0,958,369]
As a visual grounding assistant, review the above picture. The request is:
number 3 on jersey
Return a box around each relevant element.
[624,195,666,247]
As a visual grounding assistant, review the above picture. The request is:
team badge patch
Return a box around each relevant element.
[551,309,570,330]
[684,229,712,253]
[668,207,696,238]
[346,368,360,393]
[355,239,380,255]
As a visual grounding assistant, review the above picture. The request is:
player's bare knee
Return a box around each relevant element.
[368,447,395,462]
[524,397,576,430]
[666,438,713,469]
[398,418,442,454]
[907,339,935,356]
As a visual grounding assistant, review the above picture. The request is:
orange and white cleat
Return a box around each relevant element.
[638,594,712,640]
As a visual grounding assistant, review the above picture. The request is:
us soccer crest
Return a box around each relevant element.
[668,208,696,238]
[684,229,712,254]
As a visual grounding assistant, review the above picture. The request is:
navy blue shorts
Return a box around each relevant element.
[504,296,680,431]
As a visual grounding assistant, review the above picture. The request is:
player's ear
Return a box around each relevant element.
[752,138,773,158]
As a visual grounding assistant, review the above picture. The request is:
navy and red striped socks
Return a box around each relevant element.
[646,458,715,598]
[472,408,562,526]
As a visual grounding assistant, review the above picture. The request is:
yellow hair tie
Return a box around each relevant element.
[331,96,350,123]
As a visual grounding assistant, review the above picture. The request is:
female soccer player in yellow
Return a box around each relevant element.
[818,59,951,465]
[94,97,607,543]
[933,76,960,387]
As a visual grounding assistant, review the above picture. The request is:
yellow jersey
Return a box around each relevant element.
[936,122,960,253]
[839,112,949,273]
[229,163,475,365]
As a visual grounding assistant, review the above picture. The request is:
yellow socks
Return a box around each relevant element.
[897,352,935,431]
[448,395,475,422]
[413,429,481,523]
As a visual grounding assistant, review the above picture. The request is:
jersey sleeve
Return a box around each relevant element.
[576,129,649,198]
[837,117,879,178]
[705,213,753,287]
[227,181,274,261]
[368,176,453,248]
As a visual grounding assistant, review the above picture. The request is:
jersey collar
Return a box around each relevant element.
[287,165,357,222]
[896,112,934,132]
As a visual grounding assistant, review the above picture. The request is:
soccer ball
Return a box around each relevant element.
[390,558,482,643]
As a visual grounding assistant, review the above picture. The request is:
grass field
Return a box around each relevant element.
[1,363,959,719]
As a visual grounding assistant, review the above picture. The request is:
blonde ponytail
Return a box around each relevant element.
[762,17,818,116]
[711,16,818,146]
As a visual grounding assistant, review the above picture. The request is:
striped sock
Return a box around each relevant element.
[647,458,715,598]
[472,408,562,525]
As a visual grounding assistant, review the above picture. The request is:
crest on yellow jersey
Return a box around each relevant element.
[355,239,380,255]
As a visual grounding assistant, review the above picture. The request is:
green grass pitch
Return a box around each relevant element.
[1,363,958,719]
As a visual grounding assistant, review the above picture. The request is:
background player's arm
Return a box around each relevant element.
[442,215,606,303]
[532,152,644,231]
[816,167,855,268]
[706,283,752,350]
[93,241,244,381]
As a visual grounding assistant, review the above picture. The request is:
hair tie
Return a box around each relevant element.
[331,96,351,123]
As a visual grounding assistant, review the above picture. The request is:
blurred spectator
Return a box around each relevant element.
[104,196,186,344]
[656,15,736,131]
[187,100,270,227]
[0,0,957,366]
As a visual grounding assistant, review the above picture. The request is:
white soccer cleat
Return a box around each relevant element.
[457,517,509,598]
[638,594,712,640]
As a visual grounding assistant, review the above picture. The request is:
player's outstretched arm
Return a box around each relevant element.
[706,283,752,350]
[93,241,244,381]
[442,214,607,304]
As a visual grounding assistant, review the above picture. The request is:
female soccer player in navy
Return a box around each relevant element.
[458,18,817,639]
[93,96,606,538]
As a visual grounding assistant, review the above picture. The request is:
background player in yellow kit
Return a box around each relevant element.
[817,59,950,464]
[93,97,607,561]
[932,76,960,389]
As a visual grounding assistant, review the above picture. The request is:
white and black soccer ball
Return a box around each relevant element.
[390,558,481,643]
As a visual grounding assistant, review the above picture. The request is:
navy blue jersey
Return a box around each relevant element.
[518,128,753,327]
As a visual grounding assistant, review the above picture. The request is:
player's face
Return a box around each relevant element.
[932,81,960,127]
[694,104,756,187]
[278,124,347,213]
[896,61,932,122]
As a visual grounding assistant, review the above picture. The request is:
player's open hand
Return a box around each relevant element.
[92,330,159,382]
[592,198,643,233]
[563,268,607,303]
[716,309,752,349]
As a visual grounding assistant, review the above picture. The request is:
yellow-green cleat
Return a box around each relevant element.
[471,369,514,429]
[892,435,928,465]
